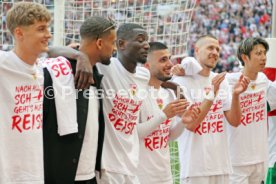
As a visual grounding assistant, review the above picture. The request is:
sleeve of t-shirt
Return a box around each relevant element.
[136,66,150,84]
[221,78,232,112]
[267,80,276,111]
[169,116,186,141]
[0,51,6,64]
[137,99,167,139]
[180,57,203,75]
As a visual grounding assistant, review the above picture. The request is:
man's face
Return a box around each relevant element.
[195,37,220,69]
[18,21,52,55]
[147,49,173,81]
[124,28,149,64]
[244,44,267,72]
[99,29,117,65]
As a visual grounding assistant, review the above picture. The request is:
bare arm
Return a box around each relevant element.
[224,93,241,127]
[224,75,250,127]
[184,73,227,131]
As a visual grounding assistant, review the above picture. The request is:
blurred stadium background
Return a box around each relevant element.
[0,0,273,73]
[0,0,274,183]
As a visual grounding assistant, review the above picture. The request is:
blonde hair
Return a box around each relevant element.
[6,2,51,35]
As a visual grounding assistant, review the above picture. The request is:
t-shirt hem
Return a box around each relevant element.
[231,159,265,167]
[182,170,231,178]
[3,180,44,184]
[75,173,95,181]
[102,167,135,176]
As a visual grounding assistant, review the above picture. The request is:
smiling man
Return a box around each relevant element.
[95,23,154,184]
[0,2,51,183]
[137,42,200,184]
[96,24,186,184]
[173,35,249,184]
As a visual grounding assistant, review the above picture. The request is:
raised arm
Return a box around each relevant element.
[224,75,250,127]
[169,106,201,140]
[184,72,226,131]
[137,99,188,139]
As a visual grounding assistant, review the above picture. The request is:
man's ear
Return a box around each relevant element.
[14,27,24,41]
[96,38,103,50]
[241,54,249,64]
[117,39,126,50]
[194,46,199,57]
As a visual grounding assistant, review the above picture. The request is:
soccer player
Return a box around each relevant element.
[96,23,187,183]
[226,37,276,184]
[137,41,200,184]
[172,35,249,184]
[0,2,51,183]
[43,16,117,184]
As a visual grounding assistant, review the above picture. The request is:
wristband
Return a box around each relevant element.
[204,89,215,101]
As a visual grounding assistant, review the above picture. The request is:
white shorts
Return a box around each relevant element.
[180,175,229,184]
[96,170,140,184]
[229,162,265,184]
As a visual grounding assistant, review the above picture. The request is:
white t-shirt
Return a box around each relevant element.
[137,87,175,184]
[0,51,44,183]
[173,72,232,178]
[96,58,150,176]
[268,116,276,167]
[226,72,276,166]
[181,57,202,75]
[75,86,99,180]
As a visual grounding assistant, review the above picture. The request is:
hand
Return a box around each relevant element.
[233,74,250,95]
[171,64,185,76]
[212,72,226,95]
[181,105,201,125]
[67,42,80,49]
[75,52,94,89]
[163,99,189,119]
[176,99,190,116]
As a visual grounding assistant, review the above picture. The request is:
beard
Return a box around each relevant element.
[204,62,216,69]
[157,75,172,82]
[137,54,148,64]
[100,56,111,65]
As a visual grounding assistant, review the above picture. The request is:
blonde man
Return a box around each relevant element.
[0,2,51,183]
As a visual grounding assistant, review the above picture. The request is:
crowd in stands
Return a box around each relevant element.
[0,0,273,72]
[189,0,272,72]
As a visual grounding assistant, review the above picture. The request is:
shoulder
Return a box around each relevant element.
[258,72,268,80]
[0,50,7,57]
[136,66,150,79]
[160,87,176,101]
[172,75,193,86]
[257,72,270,87]
[0,51,9,65]
[96,57,117,72]
[225,72,241,85]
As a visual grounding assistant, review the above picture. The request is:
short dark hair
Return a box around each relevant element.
[117,23,144,40]
[195,34,218,45]
[149,42,168,53]
[80,16,116,40]
[237,37,269,66]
